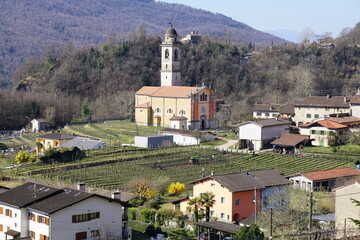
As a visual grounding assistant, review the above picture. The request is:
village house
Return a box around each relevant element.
[335,181,360,238]
[293,95,352,125]
[299,119,349,147]
[135,25,217,130]
[238,119,291,150]
[351,89,360,118]
[172,169,289,223]
[134,135,173,148]
[252,103,294,120]
[35,132,106,155]
[288,167,360,192]
[160,128,213,146]
[0,182,130,240]
[31,119,46,133]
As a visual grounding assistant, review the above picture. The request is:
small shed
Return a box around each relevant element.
[271,133,310,154]
[31,119,46,132]
[134,135,173,148]
[195,221,241,239]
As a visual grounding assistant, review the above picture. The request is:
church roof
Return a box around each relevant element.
[136,86,198,98]
[165,26,178,38]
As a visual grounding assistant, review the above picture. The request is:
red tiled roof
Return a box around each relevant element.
[271,133,309,146]
[326,116,360,125]
[299,120,348,129]
[301,167,360,181]
[170,116,188,120]
[135,86,161,95]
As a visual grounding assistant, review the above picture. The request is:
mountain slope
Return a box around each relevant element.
[1,0,286,86]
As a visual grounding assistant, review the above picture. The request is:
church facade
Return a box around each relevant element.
[135,25,217,130]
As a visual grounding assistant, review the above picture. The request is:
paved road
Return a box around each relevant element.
[215,139,238,151]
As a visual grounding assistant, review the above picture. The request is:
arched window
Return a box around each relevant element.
[165,49,169,59]
[167,108,173,114]
[155,108,161,113]
[174,49,178,60]
[179,110,185,115]
[200,93,208,101]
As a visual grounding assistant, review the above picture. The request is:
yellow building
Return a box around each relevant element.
[35,132,76,155]
[135,25,217,130]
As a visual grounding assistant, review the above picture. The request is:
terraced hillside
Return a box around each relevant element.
[9,146,354,190]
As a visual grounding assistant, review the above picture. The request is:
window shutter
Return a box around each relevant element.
[0,224,3,232]
[0,207,3,215]
[40,234,44,240]
[37,215,41,222]
[9,210,12,218]
[72,215,76,223]
[45,217,49,225]
[96,212,100,218]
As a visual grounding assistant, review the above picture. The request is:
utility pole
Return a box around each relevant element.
[254,186,257,224]
[270,207,273,238]
[309,191,313,240]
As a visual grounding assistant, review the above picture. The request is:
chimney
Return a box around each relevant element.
[112,191,121,200]
[211,171,215,176]
[77,183,85,191]
[344,97,347,103]
[357,88,360,95]
[327,94,331,99]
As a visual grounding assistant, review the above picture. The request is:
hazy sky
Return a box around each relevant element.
[158,0,359,37]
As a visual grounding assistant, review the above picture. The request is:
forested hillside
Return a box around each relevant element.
[1,23,359,130]
[0,0,287,87]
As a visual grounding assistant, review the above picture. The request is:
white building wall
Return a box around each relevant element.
[261,124,290,140]
[335,183,360,238]
[50,197,123,240]
[289,175,313,191]
[162,133,199,146]
[253,111,279,119]
[239,124,262,140]
[351,104,360,118]
[28,210,50,239]
[0,205,24,239]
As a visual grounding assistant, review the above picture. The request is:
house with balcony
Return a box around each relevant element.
[0,182,131,240]
[172,169,289,223]
[299,119,349,147]
[288,167,360,192]
[252,103,294,120]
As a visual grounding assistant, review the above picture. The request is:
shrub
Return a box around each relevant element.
[155,208,174,226]
[15,150,31,164]
[128,208,138,220]
[233,223,264,240]
[167,182,186,195]
[139,209,155,223]
[40,147,85,164]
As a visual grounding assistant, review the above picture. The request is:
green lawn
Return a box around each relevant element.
[303,144,360,154]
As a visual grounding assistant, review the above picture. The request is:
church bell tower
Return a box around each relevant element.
[160,24,181,86]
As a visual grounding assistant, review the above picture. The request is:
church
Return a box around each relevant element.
[135,25,217,130]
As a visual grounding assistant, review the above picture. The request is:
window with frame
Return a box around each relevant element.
[179,110,185,115]
[210,211,214,216]
[314,114,319,118]
[221,213,225,219]
[306,114,311,118]
[265,113,270,117]
[37,215,49,225]
[5,209,12,217]
[155,108,161,113]
[320,131,325,135]
[29,212,36,221]
[72,212,100,223]
[28,230,35,239]
[256,112,261,116]
[311,130,316,134]
[200,93,207,101]
[234,198,240,206]
[211,183,215,188]
[91,230,100,237]
[221,197,225,204]
[166,108,173,114]
[325,107,330,111]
